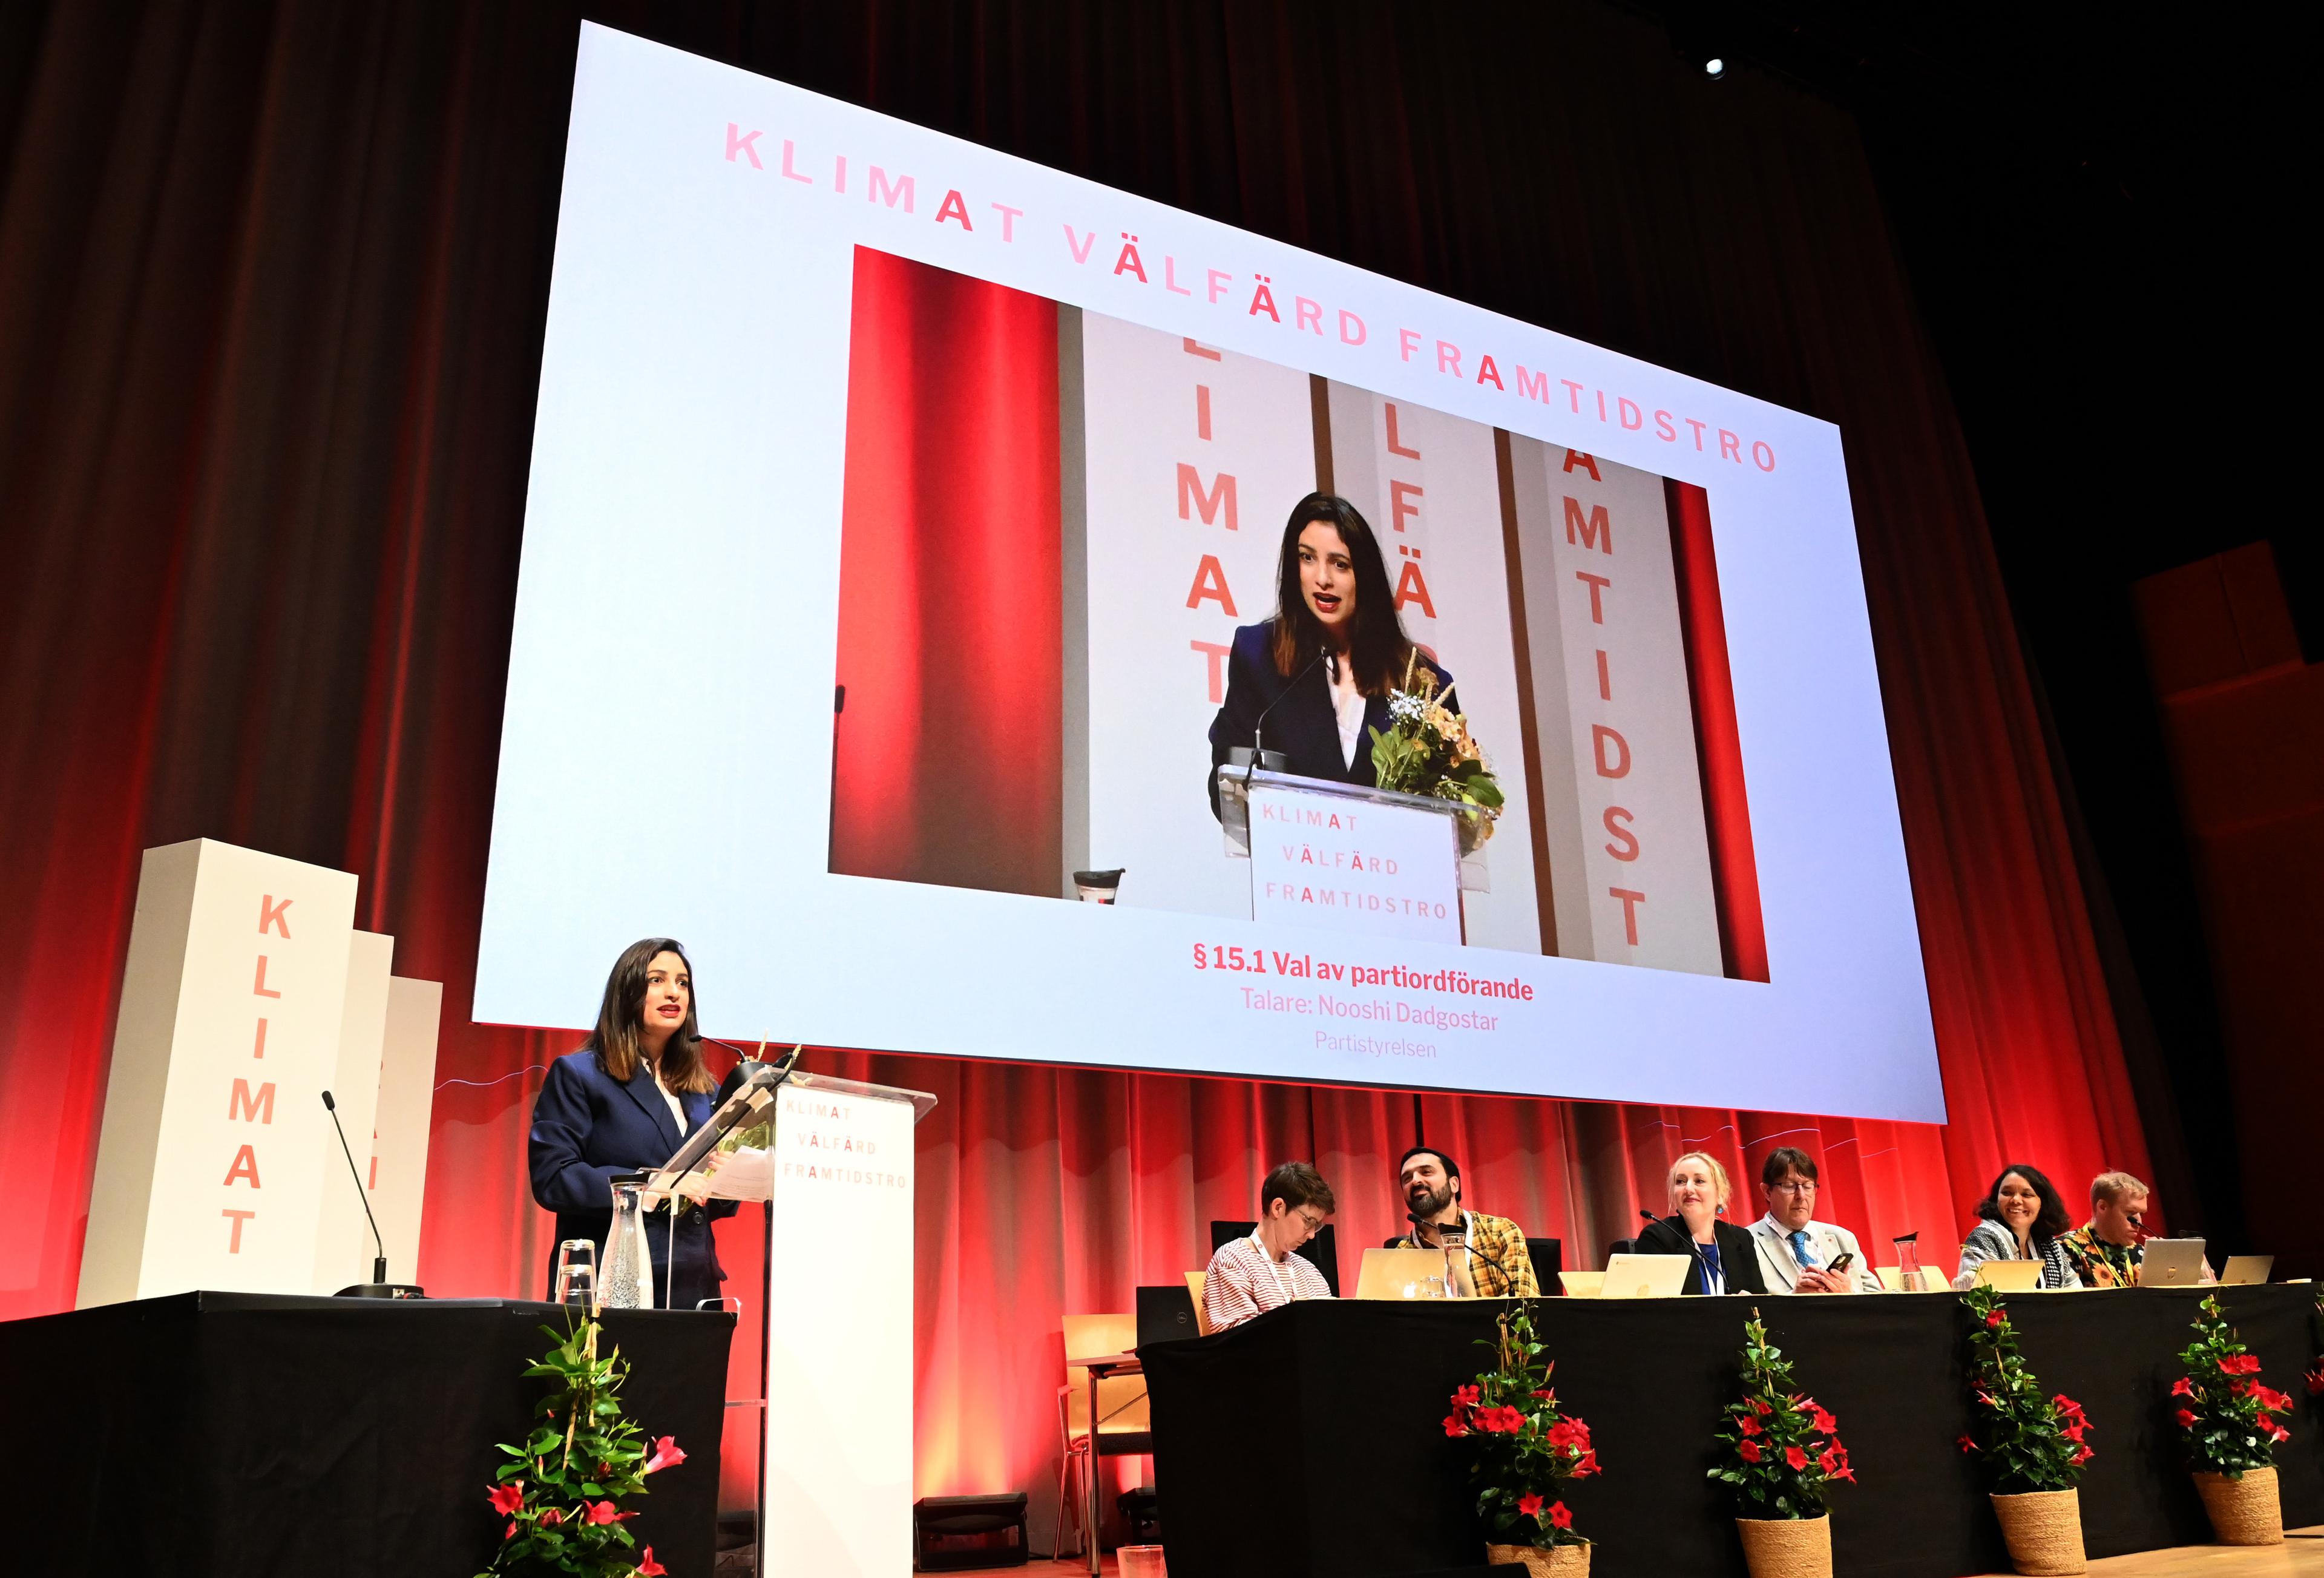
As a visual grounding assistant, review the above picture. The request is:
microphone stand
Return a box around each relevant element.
[654,1042,806,1312]
[321,1090,424,1299]
[1412,1209,1521,1300]
[1642,1208,1719,1295]
[1241,645,1331,794]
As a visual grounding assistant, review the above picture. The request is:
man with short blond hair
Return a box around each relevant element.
[2058,1171,2152,1287]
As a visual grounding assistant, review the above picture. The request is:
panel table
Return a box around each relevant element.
[1142,1284,2324,1578]
[7,1292,731,1577]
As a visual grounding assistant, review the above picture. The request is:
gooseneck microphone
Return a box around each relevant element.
[1414,1209,1518,1298]
[1243,645,1331,788]
[1643,1208,1721,1294]
[321,1090,424,1299]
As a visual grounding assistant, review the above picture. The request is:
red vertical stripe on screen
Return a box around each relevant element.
[830,248,1063,896]
[1665,480,1769,982]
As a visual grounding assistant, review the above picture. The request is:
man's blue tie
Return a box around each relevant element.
[1788,1229,1819,1270]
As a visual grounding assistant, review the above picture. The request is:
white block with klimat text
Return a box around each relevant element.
[313,930,393,1292]
[1249,782,1464,943]
[77,839,358,1307]
[369,975,444,1286]
[761,1082,919,1578]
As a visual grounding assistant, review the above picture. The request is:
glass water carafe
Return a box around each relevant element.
[1893,1231,1929,1292]
[600,1172,655,1310]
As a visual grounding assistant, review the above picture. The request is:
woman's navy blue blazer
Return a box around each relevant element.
[528,1047,738,1307]
[1206,619,1452,816]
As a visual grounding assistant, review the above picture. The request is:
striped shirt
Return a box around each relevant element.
[1203,1231,1334,1331]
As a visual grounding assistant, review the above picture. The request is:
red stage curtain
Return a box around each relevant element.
[0,0,2161,1545]
[1666,479,1769,982]
[830,248,1063,897]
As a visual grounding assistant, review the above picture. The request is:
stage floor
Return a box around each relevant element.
[1000,1533,2324,1577]
[705,1530,2324,1575]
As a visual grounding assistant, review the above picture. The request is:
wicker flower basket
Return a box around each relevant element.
[1736,1514,1832,1578]
[2193,1466,2283,1545]
[1990,1488,2086,1575]
[1485,1542,1590,1576]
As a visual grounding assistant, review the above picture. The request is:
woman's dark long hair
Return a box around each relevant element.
[585,937,716,1094]
[1268,493,1412,695]
[1974,1163,2072,1247]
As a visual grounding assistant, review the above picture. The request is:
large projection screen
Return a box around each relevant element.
[476,24,1943,1122]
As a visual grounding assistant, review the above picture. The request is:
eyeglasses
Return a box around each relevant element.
[1295,1209,1327,1232]
[1768,1178,1817,1194]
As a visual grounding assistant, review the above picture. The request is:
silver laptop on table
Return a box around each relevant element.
[2139,1238,2207,1287]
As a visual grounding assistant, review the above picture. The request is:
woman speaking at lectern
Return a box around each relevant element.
[528,938,737,1310]
[1207,493,1451,817]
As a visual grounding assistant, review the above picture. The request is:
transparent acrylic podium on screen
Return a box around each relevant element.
[1216,763,1488,942]
[651,1056,938,1577]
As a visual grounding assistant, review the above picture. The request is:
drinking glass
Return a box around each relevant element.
[554,1240,597,1308]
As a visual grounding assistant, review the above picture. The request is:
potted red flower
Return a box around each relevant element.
[1709,1311,1852,1578]
[2175,1292,2293,1545]
[2305,1286,2323,1404]
[479,1315,685,1578]
[1444,1301,1601,1574]
[1958,1284,2093,1576]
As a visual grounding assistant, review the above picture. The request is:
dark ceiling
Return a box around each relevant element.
[1638,1,2310,1238]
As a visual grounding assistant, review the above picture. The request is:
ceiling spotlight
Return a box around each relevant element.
[1703,56,1725,79]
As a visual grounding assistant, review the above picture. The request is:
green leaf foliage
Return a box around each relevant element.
[1957,1284,2093,1494]
[471,1313,678,1578]
[1705,1310,1853,1519]
[1444,1301,1600,1550]
[2172,1293,2294,1478]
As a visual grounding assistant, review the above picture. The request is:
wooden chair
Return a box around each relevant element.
[1184,1272,1211,1335]
[1054,1313,1149,1559]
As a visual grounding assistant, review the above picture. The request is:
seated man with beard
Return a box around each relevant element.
[1385,1146,1539,1298]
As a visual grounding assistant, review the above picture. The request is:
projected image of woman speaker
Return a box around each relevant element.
[1207,493,1451,816]
[528,938,739,1310]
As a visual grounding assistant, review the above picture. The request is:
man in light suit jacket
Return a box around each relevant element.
[1748,1146,1883,1294]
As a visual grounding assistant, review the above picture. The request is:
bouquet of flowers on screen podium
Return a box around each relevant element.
[1442,1301,1599,1574]
[1369,651,1504,853]
[2174,1292,2294,1545]
[1710,1310,1851,1578]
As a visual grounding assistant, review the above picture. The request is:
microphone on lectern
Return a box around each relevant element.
[321,1090,424,1299]
[1242,646,1330,786]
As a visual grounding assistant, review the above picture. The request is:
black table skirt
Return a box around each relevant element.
[1142,1285,2324,1578]
[5,1292,733,1578]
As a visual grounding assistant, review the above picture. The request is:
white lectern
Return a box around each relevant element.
[655,1060,937,1577]
[1216,765,1489,943]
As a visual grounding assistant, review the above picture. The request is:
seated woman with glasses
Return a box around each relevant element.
[1202,1162,1338,1331]
[1953,1163,2083,1290]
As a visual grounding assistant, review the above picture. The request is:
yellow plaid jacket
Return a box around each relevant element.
[1392,1209,1540,1298]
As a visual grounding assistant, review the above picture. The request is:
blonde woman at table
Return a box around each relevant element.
[1952,1163,2082,1290]
[1634,1151,1768,1297]
[1202,1162,1338,1330]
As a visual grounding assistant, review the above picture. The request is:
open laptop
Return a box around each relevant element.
[1599,1254,1692,1299]
[2219,1255,2273,1285]
[2140,1238,2208,1287]
[1973,1259,2042,1292]
[1134,1284,1203,1348]
[1356,1246,1456,1300]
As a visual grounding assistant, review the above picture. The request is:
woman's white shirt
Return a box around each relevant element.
[1327,656,1365,769]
